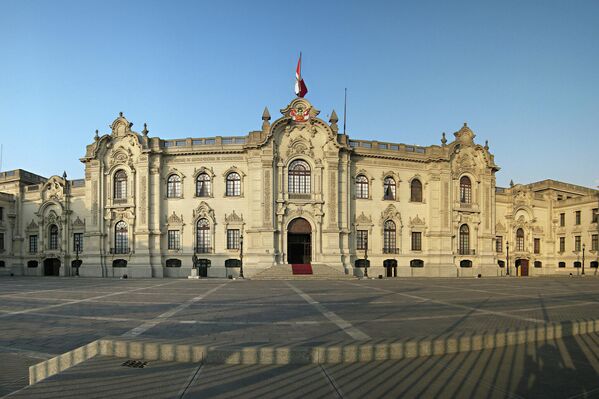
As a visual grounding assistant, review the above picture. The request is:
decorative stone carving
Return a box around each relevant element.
[167,212,183,225]
[496,222,506,232]
[225,210,243,223]
[409,215,426,227]
[26,219,38,231]
[380,204,402,225]
[72,216,85,228]
[356,212,372,225]
[42,176,65,201]
[193,201,216,224]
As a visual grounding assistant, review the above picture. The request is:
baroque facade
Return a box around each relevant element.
[0,97,597,278]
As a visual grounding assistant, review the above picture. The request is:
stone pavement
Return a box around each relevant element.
[2,276,599,397]
[8,334,599,398]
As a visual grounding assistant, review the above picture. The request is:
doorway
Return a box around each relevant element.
[384,259,397,277]
[44,258,61,276]
[287,218,311,264]
[515,259,529,276]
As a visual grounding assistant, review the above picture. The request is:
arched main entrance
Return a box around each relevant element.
[43,258,61,276]
[287,218,311,264]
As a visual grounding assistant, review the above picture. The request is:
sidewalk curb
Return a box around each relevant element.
[29,318,599,385]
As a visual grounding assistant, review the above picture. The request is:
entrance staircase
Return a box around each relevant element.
[251,264,354,280]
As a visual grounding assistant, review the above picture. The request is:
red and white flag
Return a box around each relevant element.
[295,53,308,97]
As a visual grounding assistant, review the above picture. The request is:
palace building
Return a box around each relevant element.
[0,97,597,278]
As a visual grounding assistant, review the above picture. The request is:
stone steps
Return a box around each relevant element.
[251,264,354,280]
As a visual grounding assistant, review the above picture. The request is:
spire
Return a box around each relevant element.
[94,129,99,141]
[262,107,271,131]
[441,132,447,146]
[484,140,489,150]
[62,171,67,180]
[142,123,149,136]
[329,109,339,132]
[510,179,514,187]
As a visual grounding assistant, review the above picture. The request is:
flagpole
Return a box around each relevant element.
[343,88,347,135]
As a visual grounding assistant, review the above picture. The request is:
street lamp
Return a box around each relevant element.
[239,234,244,278]
[363,236,369,278]
[582,243,586,275]
[506,240,510,276]
[75,242,80,276]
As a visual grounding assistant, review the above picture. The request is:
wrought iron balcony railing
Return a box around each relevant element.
[195,246,212,254]
[110,247,131,255]
[458,249,476,255]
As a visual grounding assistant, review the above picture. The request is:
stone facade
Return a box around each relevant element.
[0,97,597,278]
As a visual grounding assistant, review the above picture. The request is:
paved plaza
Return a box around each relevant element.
[2,276,599,398]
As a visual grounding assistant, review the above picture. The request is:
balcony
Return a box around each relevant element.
[195,246,212,254]
[383,248,400,254]
[110,247,131,255]
[458,249,476,255]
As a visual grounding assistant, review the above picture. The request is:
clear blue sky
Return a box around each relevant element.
[1,0,597,188]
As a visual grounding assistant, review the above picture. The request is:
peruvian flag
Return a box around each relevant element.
[295,53,308,97]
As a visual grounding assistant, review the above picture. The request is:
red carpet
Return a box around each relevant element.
[291,264,313,275]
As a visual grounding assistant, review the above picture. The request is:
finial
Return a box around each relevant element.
[94,129,99,141]
[329,109,339,124]
[62,171,67,180]
[262,107,271,121]
[441,132,447,146]
[463,122,468,127]
[119,111,123,117]
[484,140,489,150]
[510,179,514,187]
[142,123,149,136]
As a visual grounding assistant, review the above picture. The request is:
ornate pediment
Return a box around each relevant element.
[167,212,183,225]
[110,112,134,137]
[381,204,402,225]
[193,201,215,223]
[287,137,314,158]
[280,98,320,123]
[72,216,85,228]
[355,212,372,225]
[225,210,243,223]
[409,215,426,227]
[496,222,506,232]
[26,219,38,231]
[42,176,66,201]
[532,225,544,234]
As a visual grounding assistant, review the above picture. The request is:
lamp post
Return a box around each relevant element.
[239,234,244,279]
[75,242,80,276]
[582,243,586,275]
[364,235,369,278]
[506,240,510,276]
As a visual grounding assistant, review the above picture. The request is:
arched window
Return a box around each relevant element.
[355,175,369,199]
[196,218,210,253]
[498,260,505,268]
[226,172,241,196]
[165,259,182,268]
[114,221,128,254]
[288,160,311,195]
[410,259,424,268]
[383,177,396,200]
[460,259,473,268]
[460,176,472,204]
[558,261,566,268]
[516,228,525,251]
[167,174,182,198]
[383,220,396,253]
[591,261,598,269]
[196,173,211,197]
[534,261,542,268]
[114,170,127,200]
[459,224,470,255]
[410,179,423,202]
[49,224,59,250]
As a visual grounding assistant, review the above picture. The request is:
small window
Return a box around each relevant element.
[27,260,38,268]
[383,177,396,200]
[112,259,127,268]
[165,259,181,268]
[356,230,368,250]
[411,232,422,251]
[574,236,581,252]
[460,259,472,268]
[410,179,423,202]
[227,229,240,249]
[534,261,542,268]
[29,235,38,253]
[498,260,505,268]
[591,261,598,269]
[533,238,540,254]
[226,172,241,196]
[0,261,4,268]
[592,234,598,251]
[168,230,180,250]
[167,175,182,198]
[0,207,3,221]
[575,210,581,225]
[574,261,582,268]
[355,175,369,199]
[559,237,565,252]
[593,209,598,224]
[559,213,565,227]
[73,233,83,252]
[496,236,503,253]
[558,261,566,268]
[410,259,424,268]
[354,259,370,268]
[225,259,241,268]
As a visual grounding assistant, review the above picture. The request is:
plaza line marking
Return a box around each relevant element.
[122,282,229,337]
[286,282,371,341]
[0,280,182,319]
[342,281,546,324]
[0,345,55,360]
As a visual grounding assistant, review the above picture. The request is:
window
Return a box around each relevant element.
[383,177,396,200]
[534,261,542,268]
[412,232,422,251]
[113,259,127,268]
[73,233,83,252]
[225,259,241,268]
[460,260,472,268]
[410,259,424,268]
[575,210,581,225]
[114,221,128,254]
[0,207,3,221]
[355,175,369,199]
[534,238,540,254]
[114,170,127,200]
[227,229,240,249]
[591,261,599,269]
[593,209,598,224]
[196,218,210,253]
[516,228,524,252]
[29,235,38,253]
[560,213,565,227]
[165,259,181,268]
[226,172,241,196]
[27,260,38,268]
[49,225,59,250]
[559,237,565,252]
[288,160,311,195]
[383,221,397,253]
[558,261,566,268]
[498,260,505,268]
[0,233,4,251]
[496,236,503,253]
[592,234,598,251]
[356,230,368,250]
[410,179,423,202]
[167,230,180,250]
[574,261,582,268]
[460,176,472,204]
[196,173,211,197]
[575,236,581,252]
[167,175,182,198]
[459,224,470,254]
